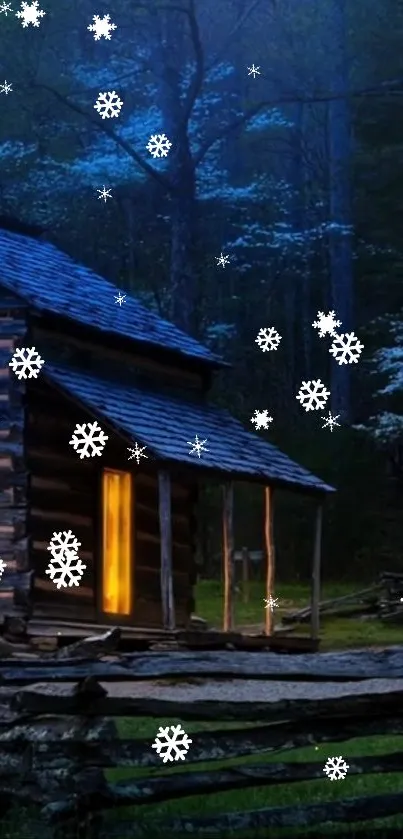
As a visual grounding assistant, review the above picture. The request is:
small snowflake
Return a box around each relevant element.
[321,411,340,432]
[15,0,45,26]
[87,13,116,40]
[69,421,108,459]
[94,91,123,119]
[0,558,7,580]
[255,327,282,352]
[215,252,230,268]
[329,332,364,365]
[127,443,148,464]
[114,292,126,305]
[247,64,261,77]
[46,548,86,590]
[146,133,172,158]
[251,409,273,430]
[187,435,209,458]
[97,186,112,202]
[152,725,192,763]
[0,2,13,14]
[264,595,278,612]
[312,310,342,338]
[9,346,45,379]
[323,755,349,781]
[296,379,330,412]
[0,81,12,95]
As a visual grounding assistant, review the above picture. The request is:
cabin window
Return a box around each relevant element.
[102,469,133,615]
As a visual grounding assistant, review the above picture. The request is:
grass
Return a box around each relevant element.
[2,578,403,838]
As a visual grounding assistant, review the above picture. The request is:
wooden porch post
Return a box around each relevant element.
[158,471,175,630]
[222,482,235,631]
[311,502,323,640]
[264,486,275,636]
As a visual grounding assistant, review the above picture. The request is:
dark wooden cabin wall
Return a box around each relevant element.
[0,295,31,629]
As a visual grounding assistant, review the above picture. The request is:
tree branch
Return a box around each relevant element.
[180,0,204,128]
[206,0,270,74]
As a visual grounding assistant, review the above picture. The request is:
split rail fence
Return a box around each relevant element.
[2,647,403,838]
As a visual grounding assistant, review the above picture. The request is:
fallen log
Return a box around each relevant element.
[54,627,121,659]
[283,584,382,624]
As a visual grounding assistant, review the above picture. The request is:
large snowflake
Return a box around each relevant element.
[323,755,349,781]
[46,531,85,590]
[87,14,117,40]
[255,326,282,352]
[9,346,45,379]
[146,134,172,158]
[296,379,330,412]
[329,332,364,365]
[312,310,342,338]
[15,0,45,26]
[47,530,81,560]
[0,557,7,580]
[94,91,123,119]
[69,421,108,459]
[151,725,192,763]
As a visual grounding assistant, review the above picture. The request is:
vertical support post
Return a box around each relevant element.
[311,502,323,640]
[241,546,249,604]
[158,471,175,630]
[264,486,275,636]
[222,482,235,631]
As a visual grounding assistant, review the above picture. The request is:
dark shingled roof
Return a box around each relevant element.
[44,362,335,495]
[0,228,223,367]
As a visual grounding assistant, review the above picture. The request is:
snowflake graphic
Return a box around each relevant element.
[312,310,342,338]
[47,530,81,561]
[127,443,148,464]
[9,347,45,380]
[187,435,209,458]
[255,327,282,352]
[323,755,349,781]
[215,252,230,268]
[114,293,126,305]
[321,411,340,432]
[87,13,116,40]
[46,548,86,590]
[329,332,364,365]
[0,557,7,580]
[0,2,13,15]
[151,725,192,763]
[69,421,109,459]
[247,64,261,77]
[264,595,278,612]
[146,133,172,158]
[97,186,112,203]
[251,409,273,430]
[15,0,45,26]
[94,91,123,119]
[296,379,330,412]
[0,81,12,95]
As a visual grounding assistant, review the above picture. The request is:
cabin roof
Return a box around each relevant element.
[0,228,224,368]
[43,362,335,495]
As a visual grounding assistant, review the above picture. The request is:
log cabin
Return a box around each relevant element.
[0,221,335,643]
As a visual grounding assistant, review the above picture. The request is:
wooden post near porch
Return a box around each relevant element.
[222,482,235,631]
[264,486,275,636]
[311,502,323,640]
[158,470,175,630]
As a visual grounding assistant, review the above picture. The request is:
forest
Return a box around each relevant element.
[1,0,403,583]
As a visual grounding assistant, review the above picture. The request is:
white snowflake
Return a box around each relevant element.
[247,64,261,77]
[0,81,12,95]
[146,133,172,158]
[323,755,349,781]
[264,595,278,612]
[321,411,340,432]
[94,91,123,119]
[47,530,81,561]
[15,0,45,26]
[9,346,45,380]
[255,327,282,352]
[187,435,209,458]
[69,421,108,459]
[87,13,116,40]
[97,186,112,202]
[114,292,126,305]
[46,548,86,590]
[0,2,13,15]
[296,379,330,412]
[215,252,230,268]
[251,409,273,430]
[127,443,148,464]
[312,310,342,338]
[0,557,7,580]
[151,725,192,763]
[329,332,364,365]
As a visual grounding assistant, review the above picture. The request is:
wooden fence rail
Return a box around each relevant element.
[1,646,403,837]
